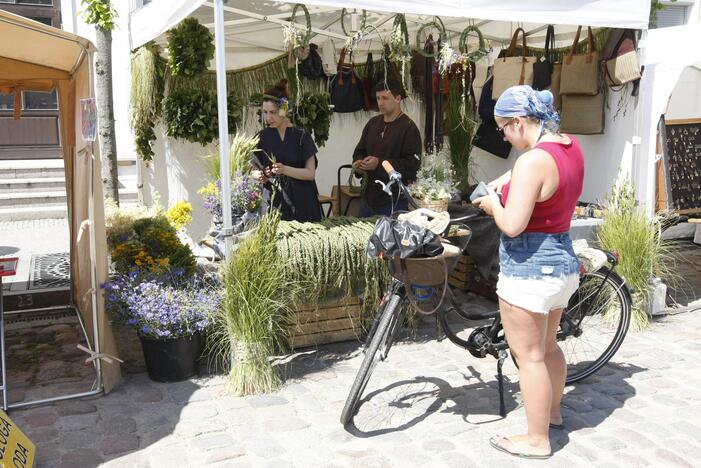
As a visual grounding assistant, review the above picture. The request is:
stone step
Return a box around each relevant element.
[0,159,65,179]
[0,205,67,221]
[0,188,137,207]
[0,177,66,193]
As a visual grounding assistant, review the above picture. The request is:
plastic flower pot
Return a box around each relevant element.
[139,333,203,382]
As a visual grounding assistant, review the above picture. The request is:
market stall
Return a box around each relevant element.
[0,10,121,405]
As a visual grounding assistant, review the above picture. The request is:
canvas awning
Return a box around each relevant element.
[0,10,121,395]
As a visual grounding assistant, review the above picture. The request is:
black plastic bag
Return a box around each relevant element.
[367,217,444,260]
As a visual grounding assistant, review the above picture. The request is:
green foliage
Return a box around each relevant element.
[81,0,117,30]
[166,17,215,78]
[216,211,292,394]
[446,77,478,191]
[598,177,674,331]
[292,92,332,148]
[162,88,242,146]
[130,43,165,161]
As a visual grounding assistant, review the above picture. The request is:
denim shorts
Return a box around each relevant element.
[497,232,580,313]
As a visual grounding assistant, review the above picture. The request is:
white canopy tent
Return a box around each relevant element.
[129,0,655,244]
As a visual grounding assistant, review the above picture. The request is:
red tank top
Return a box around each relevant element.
[502,136,584,233]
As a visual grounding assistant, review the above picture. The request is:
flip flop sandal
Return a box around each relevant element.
[489,436,552,460]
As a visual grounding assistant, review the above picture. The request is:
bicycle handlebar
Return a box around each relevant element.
[379,164,482,222]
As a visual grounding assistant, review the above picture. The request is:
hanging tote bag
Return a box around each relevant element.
[550,63,563,111]
[329,48,366,113]
[559,93,605,135]
[560,26,600,96]
[603,29,641,88]
[532,25,555,91]
[491,27,537,99]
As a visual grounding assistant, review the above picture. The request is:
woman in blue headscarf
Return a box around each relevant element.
[474,85,584,459]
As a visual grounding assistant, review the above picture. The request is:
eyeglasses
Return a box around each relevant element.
[496,119,515,134]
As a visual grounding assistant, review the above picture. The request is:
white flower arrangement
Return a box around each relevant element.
[409,148,457,202]
[283,22,304,50]
[344,29,365,54]
[437,42,464,76]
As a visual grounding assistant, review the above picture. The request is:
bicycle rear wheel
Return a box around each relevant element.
[561,267,632,383]
[340,290,405,426]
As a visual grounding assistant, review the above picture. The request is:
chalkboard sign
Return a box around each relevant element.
[660,118,701,213]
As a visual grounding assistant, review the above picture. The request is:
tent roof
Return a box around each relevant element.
[0,9,92,75]
[131,0,651,54]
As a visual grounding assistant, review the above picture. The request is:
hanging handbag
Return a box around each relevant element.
[362,52,378,111]
[532,25,555,91]
[560,26,600,96]
[474,74,512,159]
[550,63,562,111]
[559,93,605,134]
[329,48,365,113]
[602,29,641,87]
[491,27,537,99]
[298,43,325,79]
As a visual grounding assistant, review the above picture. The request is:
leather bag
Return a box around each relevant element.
[603,29,641,87]
[329,48,365,113]
[492,28,537,99]
[532,25,555,91]
[560,26,600,96]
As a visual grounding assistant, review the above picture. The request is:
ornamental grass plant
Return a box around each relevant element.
[597,177,675,331]
[214,210,295,395]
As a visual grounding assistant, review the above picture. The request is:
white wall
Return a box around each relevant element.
[665,66,701,119]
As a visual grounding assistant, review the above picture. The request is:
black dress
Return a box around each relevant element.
[257,127,323,222]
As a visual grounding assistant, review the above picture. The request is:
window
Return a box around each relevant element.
[24,90,58,110]
[0,0,53,4]
[654,3,691,28]
[28,16,53,26]
[0,90,58,110]
[0,93,14,110]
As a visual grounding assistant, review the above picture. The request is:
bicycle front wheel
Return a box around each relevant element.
[560,267,632,384]
[340,290,405,426]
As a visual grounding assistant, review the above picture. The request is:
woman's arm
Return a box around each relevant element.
[488,170,511,193]
[487,150,551,237]
[273,155,316,181]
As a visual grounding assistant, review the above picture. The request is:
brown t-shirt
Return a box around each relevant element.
[352,114,422,207]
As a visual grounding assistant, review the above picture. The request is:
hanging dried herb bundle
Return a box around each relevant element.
[130,42,165,161]
[166,17,215,77]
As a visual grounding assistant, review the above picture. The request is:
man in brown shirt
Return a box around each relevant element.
[352,81,422,217]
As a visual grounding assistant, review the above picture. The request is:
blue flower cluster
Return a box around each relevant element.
[102,270,221,340]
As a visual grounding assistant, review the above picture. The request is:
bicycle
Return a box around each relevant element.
[340,163,633,426]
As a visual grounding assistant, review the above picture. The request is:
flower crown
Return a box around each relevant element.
[263,94,290,117]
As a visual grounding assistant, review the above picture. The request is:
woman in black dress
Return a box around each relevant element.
[252,80,323,222]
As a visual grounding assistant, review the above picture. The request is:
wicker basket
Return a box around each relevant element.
[386,227,472,286]
[415,198,449,212]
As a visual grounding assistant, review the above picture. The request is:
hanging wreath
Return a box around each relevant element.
[283,3,312,50]
[459,25,488,61]
[340,8,367,37]
[414,17,447,58]
[389,14,411,89]
[166,17,215,77]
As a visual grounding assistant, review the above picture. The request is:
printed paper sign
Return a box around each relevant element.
[80,98,97,142]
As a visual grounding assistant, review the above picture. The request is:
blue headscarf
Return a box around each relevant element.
[494,85,560,129]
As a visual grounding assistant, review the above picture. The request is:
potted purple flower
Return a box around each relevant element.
[103,270,221,382]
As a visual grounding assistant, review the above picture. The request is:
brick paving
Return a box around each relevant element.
[8,305,701,468]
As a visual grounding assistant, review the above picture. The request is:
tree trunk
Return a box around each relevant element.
[94,26,119,205]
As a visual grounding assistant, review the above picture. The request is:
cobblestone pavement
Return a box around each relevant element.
[10,305,701,468]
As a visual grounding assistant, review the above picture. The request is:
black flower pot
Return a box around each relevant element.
[139,334,202,382]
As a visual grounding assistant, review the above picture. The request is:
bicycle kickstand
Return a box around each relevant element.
[496,350,508,418]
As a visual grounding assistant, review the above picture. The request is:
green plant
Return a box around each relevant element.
[203,133,259,181]
[81,0,117,30]
[162,88,241,145]
[215,210,292,394]
[130,43,165,161]
[166,17,215,77]
[292,92,332,148]
[598,177,674,330]
[446,77,478,191]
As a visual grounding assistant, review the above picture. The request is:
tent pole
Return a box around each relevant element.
[214,0,233,257]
